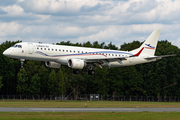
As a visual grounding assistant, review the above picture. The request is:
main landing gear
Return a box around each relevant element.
[73,69,95,75]
[73,69,80,74]
[88,70,95,75]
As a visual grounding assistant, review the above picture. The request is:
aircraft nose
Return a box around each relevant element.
[3,49,11,56]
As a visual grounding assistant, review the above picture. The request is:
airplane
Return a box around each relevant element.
[3,30,175,75]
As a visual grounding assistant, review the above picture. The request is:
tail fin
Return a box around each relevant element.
[131,30,161,56]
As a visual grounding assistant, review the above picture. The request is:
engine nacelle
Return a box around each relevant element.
[68,59,86,69]
[45,61,61,68]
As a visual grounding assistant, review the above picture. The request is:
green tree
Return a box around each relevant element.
[108,68,124,95]
[48,69,58,96]
[38,65,49,95]
[57,68,67,97]
[27,74,41,95]
[16,68,28,95]
[0,76,3,91]
[83,41,92,47]
[121,66,144,96]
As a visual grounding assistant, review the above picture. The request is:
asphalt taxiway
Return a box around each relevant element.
[0,108,180,112]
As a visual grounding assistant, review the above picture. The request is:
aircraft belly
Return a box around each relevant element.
[55,58,68,65]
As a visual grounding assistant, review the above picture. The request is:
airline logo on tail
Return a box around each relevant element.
[145,44,155,49]
[133,44,155,57]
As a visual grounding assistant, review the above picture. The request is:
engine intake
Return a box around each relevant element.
[68,59,86,69]
[45,61,61,68]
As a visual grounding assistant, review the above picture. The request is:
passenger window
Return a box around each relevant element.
[37,48,39,50]
[55,49,57,51]
[70,50,72,52]
[52,49,54,51]
[41,48,43,50]
[44,48,46,50]
[78,51,80,53]
[66,50,68,52]
[48,48,50,50]
[112,54,114,56]
[74,51,75,53]
[59,49,61,51]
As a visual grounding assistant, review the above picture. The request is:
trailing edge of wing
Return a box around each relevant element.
[144,54,176,59]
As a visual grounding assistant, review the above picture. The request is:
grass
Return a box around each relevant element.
[0,112,180,120]
[0,100,180,108]
[1,101,180,120]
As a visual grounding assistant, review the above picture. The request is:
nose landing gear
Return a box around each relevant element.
[20,59,25,68]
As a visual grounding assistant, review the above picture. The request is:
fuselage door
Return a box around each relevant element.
[28,43,34,54]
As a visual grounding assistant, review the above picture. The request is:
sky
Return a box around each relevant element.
[0,0,180,48]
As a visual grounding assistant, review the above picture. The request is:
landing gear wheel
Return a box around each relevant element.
[20,61,23,68]
[88,70,95,75]
[73,69,80,74]
[20,59,25,68]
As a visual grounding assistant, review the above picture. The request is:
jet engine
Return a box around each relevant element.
[45,61,61,68]
[68,59,86,69]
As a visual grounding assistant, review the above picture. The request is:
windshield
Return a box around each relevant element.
[13,45,22,48]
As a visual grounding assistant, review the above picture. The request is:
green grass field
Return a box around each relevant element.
[0,100,180,108]
[0,112,180,120]
[1,101,180,120]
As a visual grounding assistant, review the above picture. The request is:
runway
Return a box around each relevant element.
[0,108,180,112]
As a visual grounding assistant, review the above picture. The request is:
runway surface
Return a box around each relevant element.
[0,108,180,112]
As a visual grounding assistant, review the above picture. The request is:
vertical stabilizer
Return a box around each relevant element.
[131,30,161,56]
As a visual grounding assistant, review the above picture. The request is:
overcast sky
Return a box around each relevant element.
[0,0,180,48]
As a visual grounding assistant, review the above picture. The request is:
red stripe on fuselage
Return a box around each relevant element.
[133,47,144,56]
[133,47,155,56]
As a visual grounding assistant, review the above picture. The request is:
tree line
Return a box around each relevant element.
[0,40,179,97]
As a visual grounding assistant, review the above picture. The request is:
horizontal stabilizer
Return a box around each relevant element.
[144,54,176,60]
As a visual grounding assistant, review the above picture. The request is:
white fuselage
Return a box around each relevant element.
[3,42,156,67]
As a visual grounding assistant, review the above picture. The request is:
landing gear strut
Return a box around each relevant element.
[88,70,95,75]
[72,69,95,75]
[20,59,25,68]
[73,69,80,74]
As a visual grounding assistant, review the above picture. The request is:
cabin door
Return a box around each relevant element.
[28,43,34,54]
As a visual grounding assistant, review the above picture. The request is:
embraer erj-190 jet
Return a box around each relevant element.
[3,30,175,75]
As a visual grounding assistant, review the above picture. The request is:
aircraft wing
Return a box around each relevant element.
[83,56,128,63]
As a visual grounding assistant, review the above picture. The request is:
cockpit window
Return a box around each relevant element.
[13,45,17,47]
[13,45,22,48]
